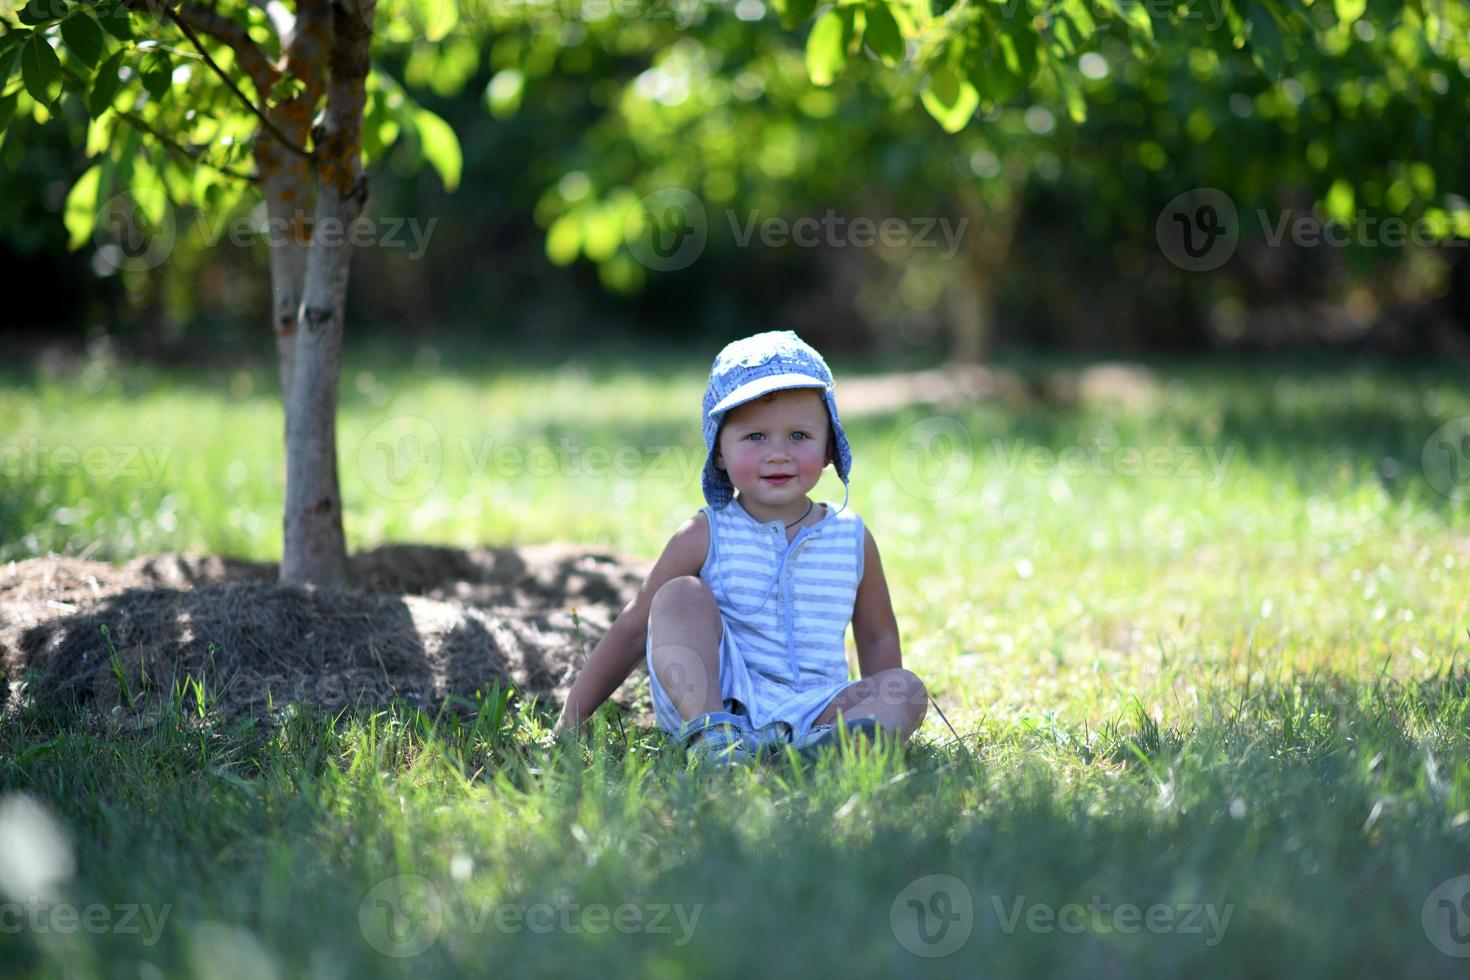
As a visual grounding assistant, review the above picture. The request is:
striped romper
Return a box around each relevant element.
[646,496,866,743]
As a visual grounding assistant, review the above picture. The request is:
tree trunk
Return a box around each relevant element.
[256,0,329,412]
[947,186,1020,364]
[278,0,374,587]
[260,163,312,416]
[946,266,994,365]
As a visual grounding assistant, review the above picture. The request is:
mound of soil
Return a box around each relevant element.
[0,544,653,726]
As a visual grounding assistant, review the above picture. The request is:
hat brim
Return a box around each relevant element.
[706,373,829,418]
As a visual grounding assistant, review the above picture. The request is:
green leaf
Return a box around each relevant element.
[583,200,621,262]
[1063,0,1096,37]
[928,58,958,104]
[18,0,66,27]
[0,28,30,54]
[413,106,462,192]
[60,12,103,69]
[805,9,847,87]
[1049,56,1087,122]
[920,64,979,133]
[87,48,124,117]
[0,45,19,89]
[1103,0,1154,56]
[0,91,18,132]
[484,68,524,119]
[844,6,863,56]
[1324,178,1354,223]
[96,4,133,42]
[1048,13,1079,57]
[361,85,400,162]
[864,2,904,66]
[1246,2,1289,80]
[140,49,171,100]
[1225,3,1246,46]
[598,252,643,294]
[84,110,112,155]
[424,0,459,42]
[130,154,167,226]
[64,163,102,250]
[372,123,402,165]
[1000,29,1038,78]
[966,19,1038,106]
[546,208,581,265]
[267,71,307,106]
[21,36,62,107]
[773,0,818,30]
[1334,0,1366,22]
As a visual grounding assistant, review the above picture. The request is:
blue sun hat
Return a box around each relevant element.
[701,330,852,511]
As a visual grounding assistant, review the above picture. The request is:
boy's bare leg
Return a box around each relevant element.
[647,575,724,721]
[814,668,928,740]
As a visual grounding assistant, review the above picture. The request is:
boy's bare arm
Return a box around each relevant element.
[555,512,710,734]
[851,527,903,676]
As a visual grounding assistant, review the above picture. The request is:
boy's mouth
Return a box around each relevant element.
[762,474,794,485]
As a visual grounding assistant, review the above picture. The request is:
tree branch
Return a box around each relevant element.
[124,0,278,92]
[164,7,314,159]
[60,64,258,182]
[123,0,313,160]
[115,106,260,182]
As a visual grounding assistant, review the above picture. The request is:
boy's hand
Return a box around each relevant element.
[556,509,708,733]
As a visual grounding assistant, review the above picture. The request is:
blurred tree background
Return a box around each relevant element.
[2,0,1467,363]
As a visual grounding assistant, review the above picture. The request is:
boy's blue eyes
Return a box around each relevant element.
[745,432,809,441]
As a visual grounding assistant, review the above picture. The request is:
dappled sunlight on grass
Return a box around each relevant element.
[3,348,1469,976]
[5,351,1469,735]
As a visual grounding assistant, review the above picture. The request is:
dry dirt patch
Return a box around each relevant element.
[1,545,652,725]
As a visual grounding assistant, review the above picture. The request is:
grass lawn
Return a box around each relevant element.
[2,341,1469,978]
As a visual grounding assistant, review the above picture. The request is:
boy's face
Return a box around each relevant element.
[713,388,833,507]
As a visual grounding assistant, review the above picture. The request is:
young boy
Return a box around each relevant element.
[555,330,928,764]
